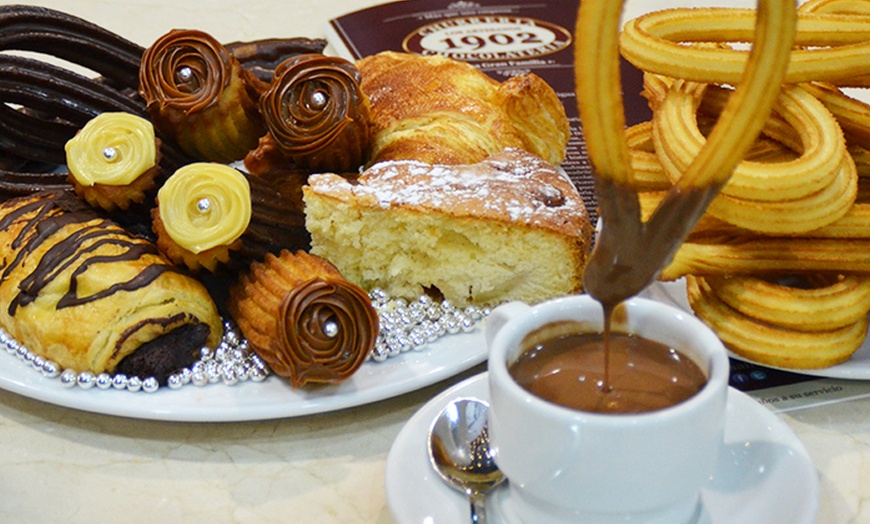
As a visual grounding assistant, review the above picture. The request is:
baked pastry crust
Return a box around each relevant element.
[0,192,222,376]
[303,148,592,307]
[356,51,569,166]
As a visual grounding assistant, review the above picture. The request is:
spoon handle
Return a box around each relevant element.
[470,493,487,524]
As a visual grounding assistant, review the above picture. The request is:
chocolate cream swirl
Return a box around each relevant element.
[229,250,378,388]
[260,54,371,172]
[139,29,268,163]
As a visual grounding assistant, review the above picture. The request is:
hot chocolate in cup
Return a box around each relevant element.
[485,294,729,524]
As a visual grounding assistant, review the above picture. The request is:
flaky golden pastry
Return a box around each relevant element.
[0,192,222,379]
[356,51,569,166]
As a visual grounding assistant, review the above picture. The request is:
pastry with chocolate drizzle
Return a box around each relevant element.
[0,191,223,383]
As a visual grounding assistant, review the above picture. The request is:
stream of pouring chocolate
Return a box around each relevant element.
[575,0,797,391]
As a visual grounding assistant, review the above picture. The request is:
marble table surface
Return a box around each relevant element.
[0,0,867,522]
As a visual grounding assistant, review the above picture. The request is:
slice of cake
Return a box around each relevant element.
[302,148,592,308]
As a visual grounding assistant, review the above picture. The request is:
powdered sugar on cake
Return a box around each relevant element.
[307,148,588,231]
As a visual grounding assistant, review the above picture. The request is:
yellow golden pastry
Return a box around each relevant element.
[0,191,222,381]
[65,112,162,212]
[228,250,378,388]
[152,162,251,272]
[152,162,310,273]
[356,51,569,166]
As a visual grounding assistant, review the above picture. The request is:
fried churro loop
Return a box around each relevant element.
[704,152,857,234]
[576,0,796,304]
[621,8,870,87]
[704,274,870,331]
[654,82,848,203]
[686,275,867,369]
[662,237,870,280]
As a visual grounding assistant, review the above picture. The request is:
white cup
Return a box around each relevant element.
[486,294,729,524]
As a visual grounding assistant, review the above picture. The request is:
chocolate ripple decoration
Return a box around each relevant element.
[257,53,371,173]
[139,29,269,164]
[228,250,379,388]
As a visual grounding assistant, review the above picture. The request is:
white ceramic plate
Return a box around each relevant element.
[0,325,486,421]
[385,372,819,524]
[645,280,870,380]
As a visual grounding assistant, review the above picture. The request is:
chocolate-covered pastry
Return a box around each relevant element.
[248,53,371,173]
[0,192,222,380]
[228,250,378,388]
[139,29,268,163]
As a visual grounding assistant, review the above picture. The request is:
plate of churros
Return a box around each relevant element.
[616,0,870,378]
[647,280,870,380]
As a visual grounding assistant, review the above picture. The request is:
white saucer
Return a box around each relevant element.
[385,373,819,524]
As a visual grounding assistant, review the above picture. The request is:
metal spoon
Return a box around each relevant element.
[428,398,505,524]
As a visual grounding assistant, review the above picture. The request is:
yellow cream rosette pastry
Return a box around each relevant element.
[65,112,162,212]
[152,162,252,272]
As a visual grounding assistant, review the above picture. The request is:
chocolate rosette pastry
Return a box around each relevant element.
[228,250,378,388]
[139,29,268,163]
[65,112,162,212]
[0,191,222,382]
[255,53,371,173]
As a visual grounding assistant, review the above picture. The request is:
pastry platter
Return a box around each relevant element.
[0,324,486,422]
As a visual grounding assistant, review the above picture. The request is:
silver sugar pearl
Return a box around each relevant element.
[59,369,78,388]
[167,373,184,389]
[177,65,193,80]
[250,366,269,382]
[126,376,142,392]
[95,373,113,390]
[142,377,160,393]
[112,374,129,390]
[102,146,117,161]
[179,367,193,384]
[76,371,96,389]
[197,197,211,212]
[205,360,221,383]
[370,288,388,303]
[42,360,60,378]
[30,355,45,370]
[309,91,328,109]
[323,320,339,338]
[191,370,208,387]
[222,365,238,386]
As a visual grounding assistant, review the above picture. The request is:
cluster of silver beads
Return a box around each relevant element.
[164,320,270,390]
[0,320,269,393]
[368,288,488,362]
[1,292,486,392]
